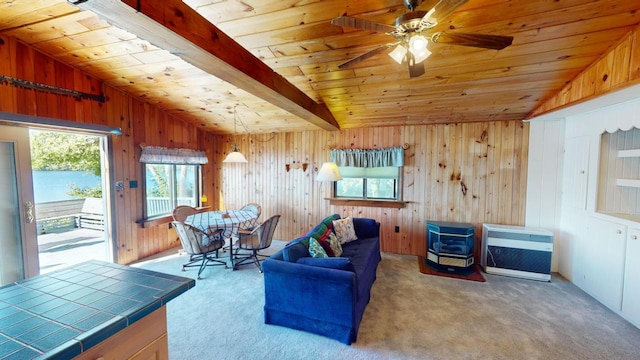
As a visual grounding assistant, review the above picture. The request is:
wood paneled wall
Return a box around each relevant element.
[0,34,530,263]
[0,35,207,264]
[529,25,640,118]
[208,121,530,258]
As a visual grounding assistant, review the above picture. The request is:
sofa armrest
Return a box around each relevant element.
[263,258,357,324]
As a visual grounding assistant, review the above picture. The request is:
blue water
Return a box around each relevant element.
[32,170,101,203]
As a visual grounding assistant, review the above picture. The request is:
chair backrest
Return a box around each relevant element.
[172,221,220,255]
[240,203,261,218]
[255,215,280,249]
[172,205,197,222]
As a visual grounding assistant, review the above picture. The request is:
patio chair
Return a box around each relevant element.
[172,205,197,222]
[232,215,280,272]
[172,221,226,279]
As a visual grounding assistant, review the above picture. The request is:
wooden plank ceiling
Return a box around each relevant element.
[1,0,639,134]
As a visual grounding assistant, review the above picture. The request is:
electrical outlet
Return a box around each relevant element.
[395,226,400,233]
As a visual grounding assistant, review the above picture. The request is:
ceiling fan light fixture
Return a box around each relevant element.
[408,35,431,63]
[409,35,428,53]
[389,44,408,64]
[413,47,432,63]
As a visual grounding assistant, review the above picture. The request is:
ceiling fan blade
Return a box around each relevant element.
[428,0,469,22]
[338,44,395,69]
[432,32,513,50]
[407,52,426,78]
[331,16,396,34]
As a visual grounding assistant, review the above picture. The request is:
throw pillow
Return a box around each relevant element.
[321,214,340,228]
[308,237,328,258]
[328,232,343,257]
[296,257,354,271]
[333,217,358,244]
[316,226,335,257]
[307,223,328,243]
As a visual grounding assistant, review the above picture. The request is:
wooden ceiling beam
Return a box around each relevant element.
[71,0,339,131]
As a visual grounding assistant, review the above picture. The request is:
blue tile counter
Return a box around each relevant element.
[0,260,195,360]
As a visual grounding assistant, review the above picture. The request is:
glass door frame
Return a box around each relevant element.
[0,125,39,281]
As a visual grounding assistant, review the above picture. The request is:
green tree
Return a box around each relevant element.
[30,131,101,175]
[30,131,102,198]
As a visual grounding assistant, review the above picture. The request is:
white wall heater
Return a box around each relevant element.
[481,224,554,282]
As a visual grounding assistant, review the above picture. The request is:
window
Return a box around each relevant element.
[139,146,208,219]
[329,146,405,204]
[335,166,401,201]
[144,164,201,218]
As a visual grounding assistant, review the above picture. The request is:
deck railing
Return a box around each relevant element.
[35,199,85,234]
[146,197,195,218]
[36,197,195,233]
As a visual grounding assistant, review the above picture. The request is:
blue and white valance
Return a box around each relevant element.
[330,146,404,167]
[140,146,208,165]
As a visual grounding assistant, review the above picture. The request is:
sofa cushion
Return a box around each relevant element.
[296,257,354,271]
[309,237,328,258]
[282,241,309,262]
[353,218,379,239]
[333,217,358,244]
[341,237,380,300]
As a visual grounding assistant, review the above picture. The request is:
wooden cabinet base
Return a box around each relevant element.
[73,307,169,360]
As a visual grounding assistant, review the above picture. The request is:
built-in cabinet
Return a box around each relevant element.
[73,307,169,360]
[578,216,626,311]
[622,227,640,327]
[532,95,640,330]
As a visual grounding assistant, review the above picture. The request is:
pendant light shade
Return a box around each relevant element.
[223,107,248,163]
[223,144,248,163]
[389,44,408,64]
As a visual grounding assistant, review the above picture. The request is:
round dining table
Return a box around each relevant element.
[185,210,260,268]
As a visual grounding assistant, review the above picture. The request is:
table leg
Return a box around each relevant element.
[229,236,234,270]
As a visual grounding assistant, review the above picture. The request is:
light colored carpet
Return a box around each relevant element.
[133,241,640,360]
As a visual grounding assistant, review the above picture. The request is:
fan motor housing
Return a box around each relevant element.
[403,0,423,11]
[394,11,428,33]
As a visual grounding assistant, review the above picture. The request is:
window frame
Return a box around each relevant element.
[142,163,202,220]
[333,166,403,202]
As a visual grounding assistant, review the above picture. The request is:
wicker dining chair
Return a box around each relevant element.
[172,205,197,222]
[232,215,280,272]
[239,203,261,219]
[172,221,226,279]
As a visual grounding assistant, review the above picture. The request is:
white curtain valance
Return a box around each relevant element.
[330,146,404,167]
[140,146,208,165]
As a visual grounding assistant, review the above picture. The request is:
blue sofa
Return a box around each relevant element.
[262,214,381,344]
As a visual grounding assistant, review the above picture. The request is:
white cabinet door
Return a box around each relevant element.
[563,136,590,210]
[582,217,627,311]
[623,227,640,326]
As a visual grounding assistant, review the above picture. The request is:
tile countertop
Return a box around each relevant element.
[0,260,195,360]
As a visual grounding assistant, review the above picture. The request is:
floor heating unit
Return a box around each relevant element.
[481,224,553,281]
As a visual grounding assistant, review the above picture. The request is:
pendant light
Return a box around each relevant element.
[223,106,248,163]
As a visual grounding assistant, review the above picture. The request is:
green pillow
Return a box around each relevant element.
[308,237,328,258]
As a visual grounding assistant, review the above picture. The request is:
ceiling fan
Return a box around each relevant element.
[331,0,514,77]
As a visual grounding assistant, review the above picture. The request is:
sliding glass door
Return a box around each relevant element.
[0,125,39,285]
